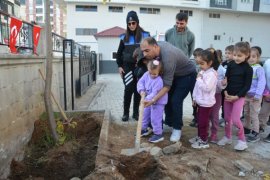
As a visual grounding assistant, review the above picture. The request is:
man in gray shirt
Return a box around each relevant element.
[140,37,196,142]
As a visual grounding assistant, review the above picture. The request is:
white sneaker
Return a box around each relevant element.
[189,136,199,144]
[234,140,248,151]
[191,138,209,149]
[217,136,232,146]
[170,129,181,142]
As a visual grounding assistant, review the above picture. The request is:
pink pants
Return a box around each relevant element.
[224,97,246,141]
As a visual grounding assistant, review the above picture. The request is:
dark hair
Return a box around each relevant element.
[193,48,203,57]
[251,46,262,56]
[225,45,234,52]
[142,37,158,46]
[234,41,250,60]
[200,49,220,70]
[216,49,223,63]
[124,25,145,43]
[176,12,188,22]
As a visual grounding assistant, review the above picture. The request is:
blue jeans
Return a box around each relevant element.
[165,72,196,130]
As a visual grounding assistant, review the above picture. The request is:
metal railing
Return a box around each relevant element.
[0,10,85,55]
[0,10,34,54]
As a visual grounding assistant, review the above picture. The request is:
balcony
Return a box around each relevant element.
[210,0,232,9]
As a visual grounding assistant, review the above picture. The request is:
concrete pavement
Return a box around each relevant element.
[88,73,194,124]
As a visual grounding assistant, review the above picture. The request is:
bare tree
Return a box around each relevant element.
[44,0,58,141]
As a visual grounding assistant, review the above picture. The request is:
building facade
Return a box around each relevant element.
[65,0,270,61]
[0,0,20,17]
[19,0,67,37]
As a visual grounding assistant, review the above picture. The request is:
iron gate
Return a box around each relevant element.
[77,48,97,96]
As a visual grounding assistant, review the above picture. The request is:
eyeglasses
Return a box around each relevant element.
[128,21,137,26]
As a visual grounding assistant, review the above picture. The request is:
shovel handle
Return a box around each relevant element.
[135,93,145,152]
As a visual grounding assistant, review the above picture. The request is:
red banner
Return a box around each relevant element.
[33,25,42,54]
[9,17,23,53]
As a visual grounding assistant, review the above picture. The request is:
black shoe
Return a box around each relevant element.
[259,126,265,133]
[247,132,260,143]
[189,120,197,127]
[132,114,138,121]
[264,134,270,143]
[244,127,251,135]
[267,119,270,126]
[122,114,129,122]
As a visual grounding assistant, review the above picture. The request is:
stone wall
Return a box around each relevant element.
[0,54,79,178]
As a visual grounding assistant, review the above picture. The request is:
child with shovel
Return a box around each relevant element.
[137,59,168,143]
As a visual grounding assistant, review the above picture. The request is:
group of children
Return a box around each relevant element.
[134,41,270,151]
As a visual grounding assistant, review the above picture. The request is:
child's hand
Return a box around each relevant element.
[140,92,146,97]
[226,95,239,102]
[192,100,197,107]
[222,77,227,86]
[197,71,203,79]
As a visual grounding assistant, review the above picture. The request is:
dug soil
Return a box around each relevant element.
[9,112,103,180]
[86,121,270,180]
[9,113,270,180]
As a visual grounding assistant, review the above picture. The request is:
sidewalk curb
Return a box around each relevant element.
[87,83,106,109]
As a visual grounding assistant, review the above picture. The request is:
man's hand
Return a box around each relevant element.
[118,67,125,78]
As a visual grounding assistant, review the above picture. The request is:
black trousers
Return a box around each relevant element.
[122,65,140,116]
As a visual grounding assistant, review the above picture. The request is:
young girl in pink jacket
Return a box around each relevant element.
[190,50,219,149]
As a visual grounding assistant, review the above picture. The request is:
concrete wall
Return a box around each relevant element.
[0,54,79,178]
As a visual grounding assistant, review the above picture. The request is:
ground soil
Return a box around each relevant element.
[9,112,103,180]
[8,113,270,180]
[86,121,270,180]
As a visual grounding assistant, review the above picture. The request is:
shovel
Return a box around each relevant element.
[121,94,151,156]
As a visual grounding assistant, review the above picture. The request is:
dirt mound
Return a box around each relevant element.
[91,121,270,180]
[9,112,103,180]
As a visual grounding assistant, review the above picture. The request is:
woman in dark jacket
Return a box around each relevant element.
[116,10,150,121]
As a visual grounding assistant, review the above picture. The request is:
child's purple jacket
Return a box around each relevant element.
[137,72,168,105]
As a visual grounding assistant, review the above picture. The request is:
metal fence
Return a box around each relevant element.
[0,10,34,54]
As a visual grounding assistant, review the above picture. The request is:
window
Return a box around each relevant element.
[241,0,250,3]
[108,6,123,13]
[180,10,193,16]
[36,0,42,5]
[76,28,97,35]
[209,13,220,18]
[112,52,117,59]
[215,0,227,5]
[140,7,160,14]
[50,8,53,14]
[76,5,98,12]
[214,35,221,40]
[263,0,270,5]
[36,8,43,13]
[36,16,43,22]
[20,0,25,5]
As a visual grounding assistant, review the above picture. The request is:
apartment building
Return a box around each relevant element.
[20,0,67,37]
[65,0,270,60]
[0,0,20,17]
